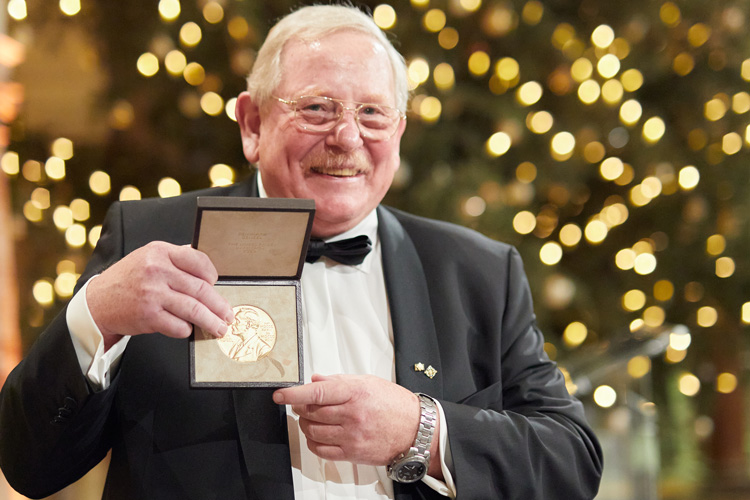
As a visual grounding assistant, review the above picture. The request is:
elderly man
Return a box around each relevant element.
[0,4,602,500]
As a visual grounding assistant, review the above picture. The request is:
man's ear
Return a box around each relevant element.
[236,91,261,163]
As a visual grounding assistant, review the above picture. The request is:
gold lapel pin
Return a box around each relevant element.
[414,362,437,379]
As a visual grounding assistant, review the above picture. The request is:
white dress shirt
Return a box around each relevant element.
[66,177,456,498]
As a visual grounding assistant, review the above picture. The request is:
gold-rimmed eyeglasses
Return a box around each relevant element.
[272,95,405,141]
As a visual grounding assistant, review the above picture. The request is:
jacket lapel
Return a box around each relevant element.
[377,207,444,399]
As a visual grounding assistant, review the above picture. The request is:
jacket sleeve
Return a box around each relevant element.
[440,247,603,499]
[0,203,126,498]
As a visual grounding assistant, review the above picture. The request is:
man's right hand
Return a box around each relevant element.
[86,241,235,350]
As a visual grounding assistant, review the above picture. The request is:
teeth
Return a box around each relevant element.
[312,167,359,177]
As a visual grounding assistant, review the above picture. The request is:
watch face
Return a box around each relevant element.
[396,461,426,482]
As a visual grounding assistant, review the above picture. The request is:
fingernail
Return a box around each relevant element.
[217,322,228,337]
[272,391,285,404]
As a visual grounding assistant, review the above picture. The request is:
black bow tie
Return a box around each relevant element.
[305,235,372,265]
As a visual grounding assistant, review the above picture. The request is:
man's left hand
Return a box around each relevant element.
[273,374,423,466]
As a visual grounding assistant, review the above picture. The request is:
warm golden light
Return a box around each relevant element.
[7,0,27,20]
[209,164,235,187]
[70,198,89,221]
[593,385,617,408]
[715,257,735,278]
[419,96,442,122]
[373,4,397,29]
[563,321,587,348]
[654,280,674,301]
[438,28,459,50]
[183,62,206,86]
[516,81,543,106]
[678,165,700,190]
[716,373,737,394]
[52,206,73,230]
[486,131,512,156]
[633,253,657,275]
[696,306,718,327]
[119,186,141,201]
[540,242,563,265]
[622,289,646,311]
[159,0,180,21]
[642,117,666,143]
[597,54,621,78]
[643,305,665,328]
[570,58,593,82]
[705,97,728,121]
[54,272,78,298]
[619,99,642,126]
[678,373,700,397]
[65,224,87,248]
[601,79,624,105]
[89,171,111,195]
[165,50,187,76]
[578,80,600,105]
[200,92,224,116]
[463,196,486,217]
[408,58,430,86]
[468,51,491,76]
[522,1,544,25]
[433,63,455,90]
[137,53,159,77]
[158,177,182,198]
[51,138,74,160]
[30,187,50,209]
[59,0,81,16]
[722,132,742,155]
[45,157,66,181]
[584,219,607,244]
[627,356,651,379]
[600,157,624,181]
[559,224,582,246]
[527,111,554,134]
[423,9,446,32]
[551,131,575,159]
[621,69,644,92]
[180,22,202,47]
[33,280,55,307]
[513,211,536,234]
[706,234,726,256]
[202,1,224,24]
[89,226,102,248]
[495,57,520,81]
[516,162,537,183]
[1,151,20,175]
[591,25,615,49]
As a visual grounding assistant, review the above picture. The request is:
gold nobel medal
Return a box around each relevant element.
[218,305,277,362]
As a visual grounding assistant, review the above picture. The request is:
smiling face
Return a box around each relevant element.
[236,30,406,238]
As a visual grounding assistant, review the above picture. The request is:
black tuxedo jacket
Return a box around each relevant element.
[0,178,602,499]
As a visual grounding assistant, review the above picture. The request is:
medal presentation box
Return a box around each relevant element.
[190,196,315,388]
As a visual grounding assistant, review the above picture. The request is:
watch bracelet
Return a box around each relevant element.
[414,393,437,456]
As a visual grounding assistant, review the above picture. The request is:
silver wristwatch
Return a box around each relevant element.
[387,393,437,483]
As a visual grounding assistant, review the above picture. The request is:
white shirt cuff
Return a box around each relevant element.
[66,276,130,391]
[421,400,457,497]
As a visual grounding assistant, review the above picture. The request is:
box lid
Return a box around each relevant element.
[192,196,315,279]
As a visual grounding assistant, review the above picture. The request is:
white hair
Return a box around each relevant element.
[246,4,408,112]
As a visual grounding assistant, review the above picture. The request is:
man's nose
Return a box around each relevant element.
[326,110,364,151]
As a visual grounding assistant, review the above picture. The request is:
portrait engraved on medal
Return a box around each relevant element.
[218,305,277,362]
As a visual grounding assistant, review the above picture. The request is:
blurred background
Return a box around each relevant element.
[1,0,749,498]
